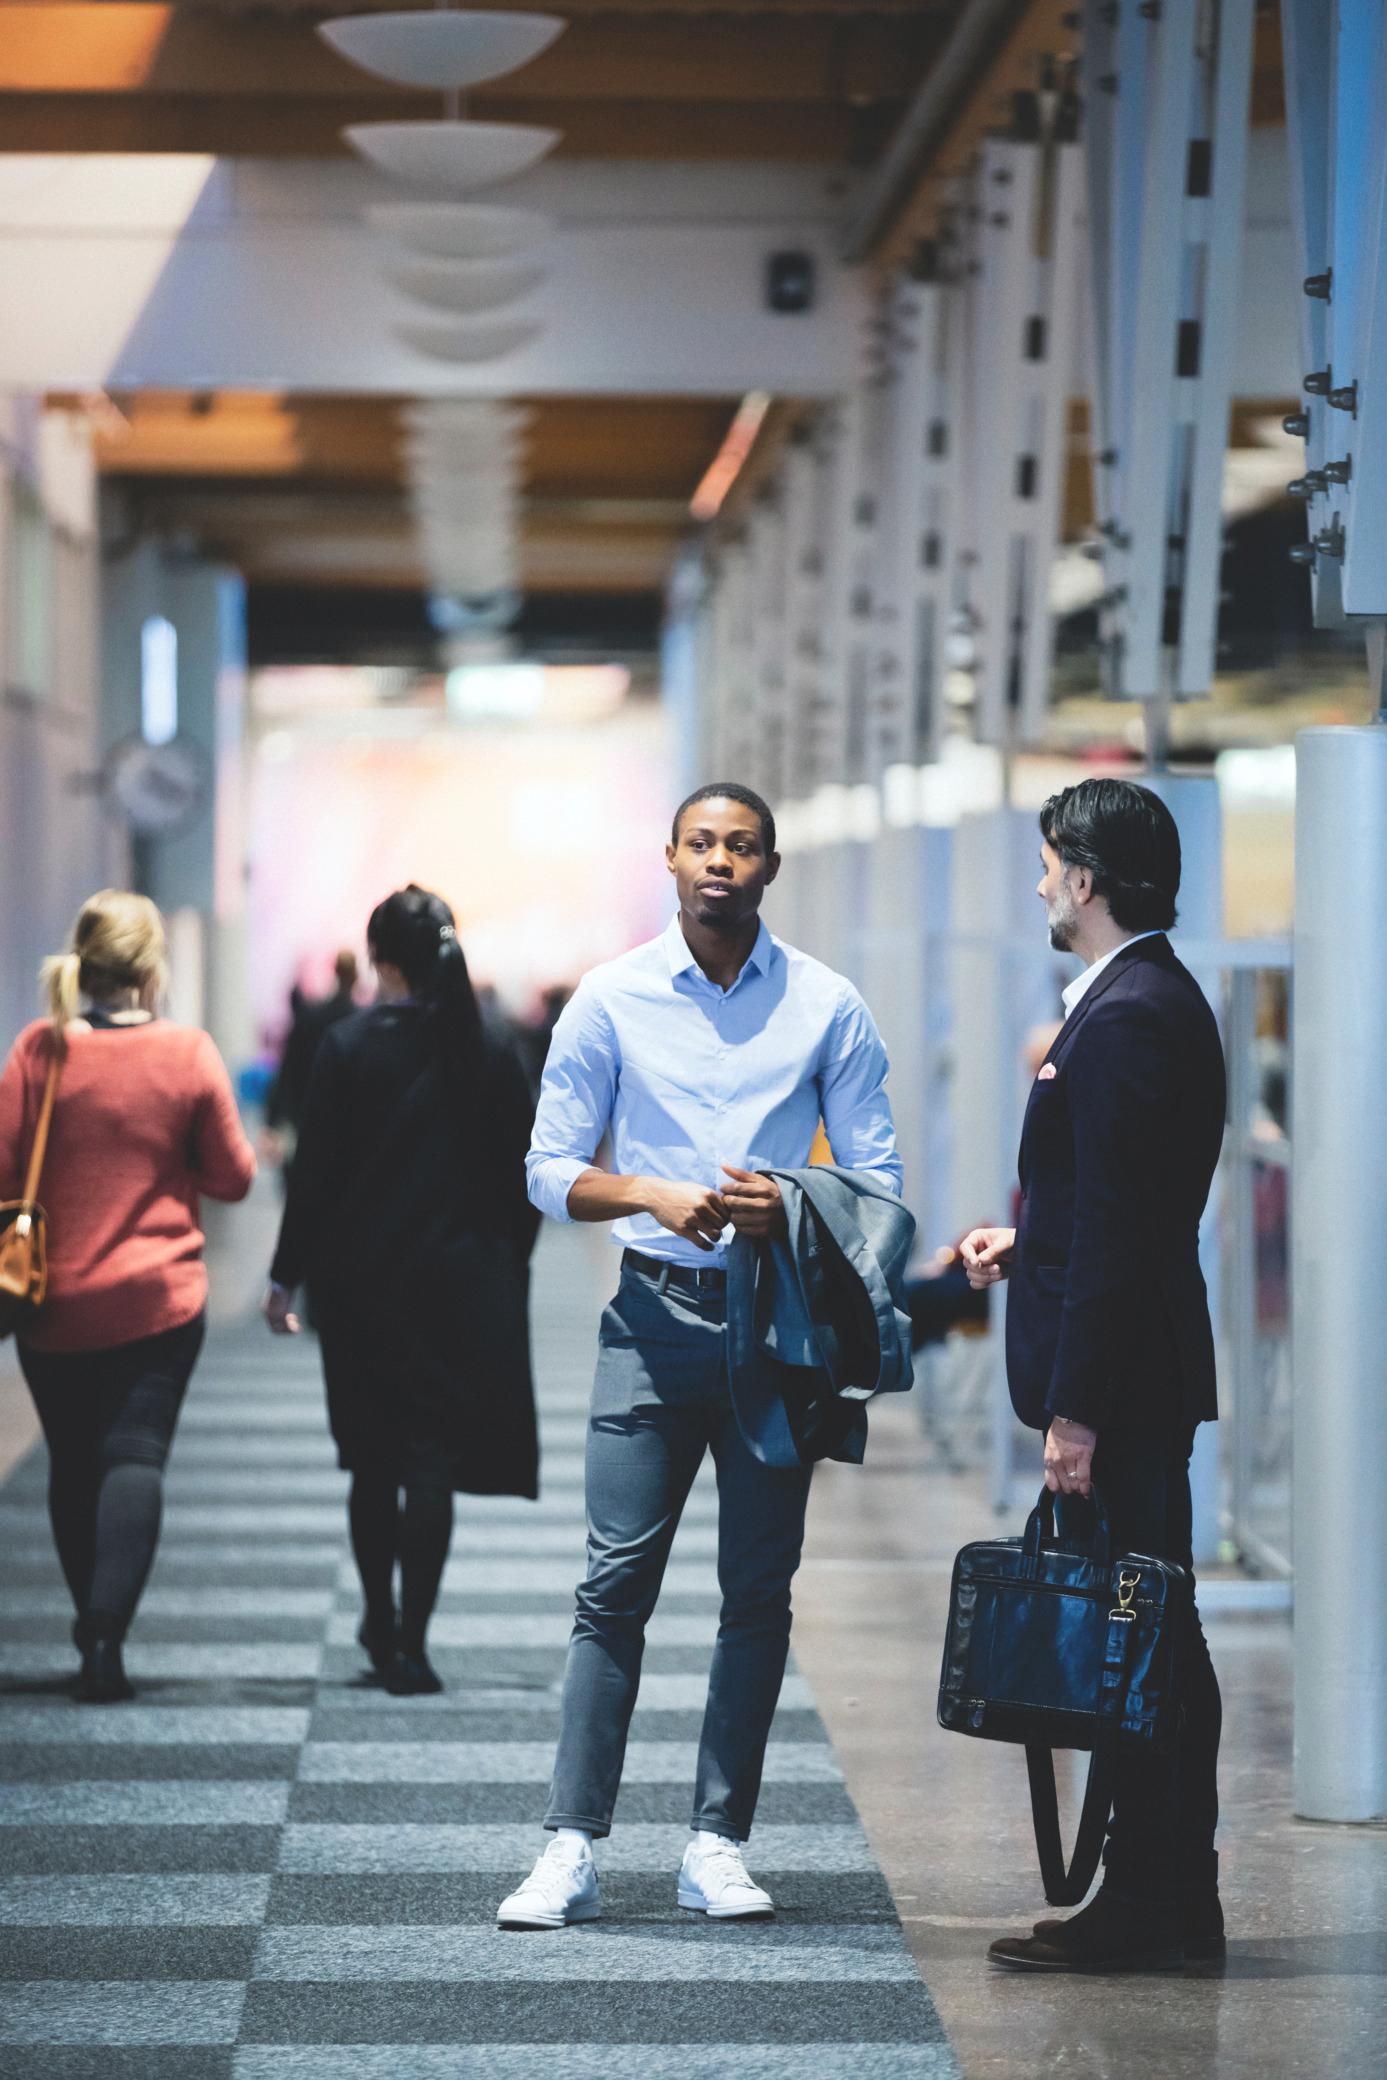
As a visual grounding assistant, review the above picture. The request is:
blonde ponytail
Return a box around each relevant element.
[39,891,168,1053]
[40,951,83,1054]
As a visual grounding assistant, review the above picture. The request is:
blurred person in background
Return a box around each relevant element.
[0,891,256,1702]
[264,885,539,1697]
[515,982,574,1098]
[262,947,360,1173]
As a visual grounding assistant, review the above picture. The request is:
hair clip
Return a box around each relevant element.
[438,924,456,941]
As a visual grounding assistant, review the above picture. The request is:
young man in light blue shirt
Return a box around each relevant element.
[497,783,902,1930]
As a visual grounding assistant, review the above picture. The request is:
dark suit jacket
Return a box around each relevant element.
[1005,935,1225,1434]
[270,1003,541,1496]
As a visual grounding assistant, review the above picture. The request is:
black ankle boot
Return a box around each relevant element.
[74,1636,135,1705]
[358,1611,399,1677]
[992,1886,1183,1972]
[385,1648,443,1697]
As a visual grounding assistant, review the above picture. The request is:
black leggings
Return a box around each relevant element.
[348,1471,454,1658]
[20,1315,205,1645]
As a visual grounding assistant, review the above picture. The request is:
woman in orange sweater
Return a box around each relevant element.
[0,891,255,1701]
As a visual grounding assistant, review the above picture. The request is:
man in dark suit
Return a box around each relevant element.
[961,777,1226,1973]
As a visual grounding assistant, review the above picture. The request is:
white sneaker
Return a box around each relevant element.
[496,1838,601,1930]
[677,1833,774,1920]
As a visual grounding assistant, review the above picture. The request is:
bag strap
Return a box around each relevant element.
[20,1041,62,1212]
[1023,1598,1137,1906]
[1024,1742,1115,1907]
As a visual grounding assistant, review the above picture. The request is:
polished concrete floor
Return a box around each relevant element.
[794,1392,1387,2079]
[2,1197,1385,2077]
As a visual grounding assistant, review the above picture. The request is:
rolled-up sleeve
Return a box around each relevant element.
[818,985,903,1195]
[525,979,619,1223]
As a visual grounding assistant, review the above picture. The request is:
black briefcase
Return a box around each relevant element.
[937,1487,1187,1904]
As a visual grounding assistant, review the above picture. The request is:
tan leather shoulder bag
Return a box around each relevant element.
[0,1038,63,1338]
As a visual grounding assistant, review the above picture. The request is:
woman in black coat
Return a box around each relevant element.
[264,886,539,1695]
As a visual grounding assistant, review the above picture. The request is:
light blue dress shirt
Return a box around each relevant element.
[526,912,903,1265]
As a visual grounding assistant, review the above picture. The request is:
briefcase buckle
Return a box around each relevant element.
[1109,1569,1141,1622]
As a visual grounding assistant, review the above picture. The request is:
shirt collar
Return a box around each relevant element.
[663,912,773,985]
[1061,931,1164,1018]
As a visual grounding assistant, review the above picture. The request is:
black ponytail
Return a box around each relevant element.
[367,884,485,1091]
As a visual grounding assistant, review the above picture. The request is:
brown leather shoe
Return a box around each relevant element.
[990,1888,1183,1973]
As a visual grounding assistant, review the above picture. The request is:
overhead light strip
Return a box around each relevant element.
[689,391,771,522]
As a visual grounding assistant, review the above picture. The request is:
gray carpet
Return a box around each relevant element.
[0,1229,958,2078]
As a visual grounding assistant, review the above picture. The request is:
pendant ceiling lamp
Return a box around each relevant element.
[401,440,528,477]
[402,400,532,437]
[320,11,562,90]
[423,551,516,589]
[387,256,545,317]
[412,483,521,516]
[398,391,529,640]
[345,120,558,193]
[395,316,541,364]
[408,445,523,475]
[410,460,522,492]
[368,203,553,260]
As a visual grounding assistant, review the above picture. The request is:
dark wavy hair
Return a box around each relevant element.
[672,781,777,854]
[367,884,484,1086]
[1040,779,1181,933]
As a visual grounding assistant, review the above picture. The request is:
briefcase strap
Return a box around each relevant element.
[1024,1597,1137,1907]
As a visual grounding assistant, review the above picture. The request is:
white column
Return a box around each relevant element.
[860,819,953,1228]
[1292,726,1387,1820]
[1081,0,1256,698]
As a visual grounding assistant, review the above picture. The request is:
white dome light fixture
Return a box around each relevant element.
[402,400,533,437]
[387,257,546,317]
[367,203,553,260]
[395,316,542,364]
[345,120,558,192]
[398,397,531,642]
[319,11,563,92]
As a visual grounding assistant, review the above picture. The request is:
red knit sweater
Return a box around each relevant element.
[0,1019,256,1353]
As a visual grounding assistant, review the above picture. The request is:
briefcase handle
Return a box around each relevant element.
[1022,1485,1112,1569]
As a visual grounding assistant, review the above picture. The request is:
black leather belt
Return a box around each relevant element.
[622,1247,727,1293]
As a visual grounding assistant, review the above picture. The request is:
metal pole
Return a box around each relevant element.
[1293,725,1387,1820]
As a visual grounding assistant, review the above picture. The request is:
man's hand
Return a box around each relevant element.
[720,1165,787,1240]
[959,1226,1016,1290]
[1044,1415,1098,1498]
[644,1180,730,1253]
[263,1283,300,1336]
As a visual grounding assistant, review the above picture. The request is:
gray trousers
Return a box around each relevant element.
[544,1258,813,1842]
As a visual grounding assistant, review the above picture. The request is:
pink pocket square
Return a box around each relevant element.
[1037,1063,1058,1082]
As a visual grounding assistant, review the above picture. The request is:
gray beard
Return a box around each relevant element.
[1046,897,1077,952]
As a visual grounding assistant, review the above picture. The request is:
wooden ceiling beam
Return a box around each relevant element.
[0,7,945,105]
[0,92,897,158]
[156,0,944,17]
[69,390,748,506]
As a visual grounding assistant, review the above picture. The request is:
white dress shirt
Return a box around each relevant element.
[1061,931,1165,1020]
[526,913,902,1265]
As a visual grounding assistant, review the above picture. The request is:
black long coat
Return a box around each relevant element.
[1005,935,1226,1436]
[270,1002,540,1496]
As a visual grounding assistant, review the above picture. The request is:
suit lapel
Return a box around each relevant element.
[1043,934,1171,1069]
[1019,936,1171,1189]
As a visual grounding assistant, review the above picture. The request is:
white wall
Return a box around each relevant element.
[0,134,1301,398]
[0,401,124,1046]
[0,157,866,395]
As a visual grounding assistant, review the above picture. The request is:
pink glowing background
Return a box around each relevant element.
[247,695,673,1040]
